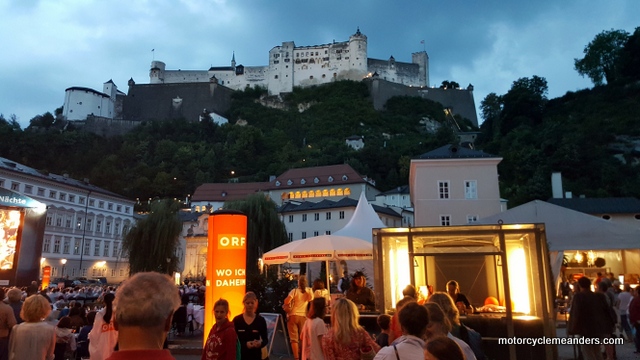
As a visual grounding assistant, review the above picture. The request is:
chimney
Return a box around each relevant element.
[551,172,563,198]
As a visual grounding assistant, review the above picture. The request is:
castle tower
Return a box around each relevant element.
[412,51,429,87]
[149,61,166,84]
[348,27,368,76]
[231,52,236,68]
[103,79,117,100]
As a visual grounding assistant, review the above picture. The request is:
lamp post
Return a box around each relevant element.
[61,258,67,278]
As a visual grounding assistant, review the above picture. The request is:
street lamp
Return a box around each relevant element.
[61,258,67,278]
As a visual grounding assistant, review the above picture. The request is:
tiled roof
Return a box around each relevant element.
[191,182,270,202]
[272,164,367,188]
[417,144,499,159]
[279,197,401,218]
[547,197,640,214]
[0,157,131,201]
[379,185,410,195]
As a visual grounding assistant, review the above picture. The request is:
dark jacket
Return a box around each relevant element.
[568,290,615,337]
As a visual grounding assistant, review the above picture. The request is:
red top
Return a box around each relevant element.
[202,320,238,360]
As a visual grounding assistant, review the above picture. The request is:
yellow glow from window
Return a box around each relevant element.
[302,191,308,198]
[345,188,351,196]
[507,246,530,314]
[295,191,301,199]
[337,188,344,196]
[322,189,329,197]
[329,189,336,196]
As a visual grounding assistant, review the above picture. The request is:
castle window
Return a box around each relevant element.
[329,189,336,197]
[328,176,334,182]
[345,188,351,196]
[284,58,290,62]
[274,75,278,79]
[287,179,293,185]
[315,190,321,197]
[309,76,313,80]
[301,179,306,185]
[295,191,302,199]
[322,74,326,78]
[314,177,320,184]
[337,188,344,196]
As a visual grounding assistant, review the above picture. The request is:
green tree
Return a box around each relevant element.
[223,194,288,279]
[619,27,640,83]
[574,29,629,85]
[123,199,182,275]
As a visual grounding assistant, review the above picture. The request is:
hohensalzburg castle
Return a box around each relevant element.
[62,28,480,136]
[149,28,429,94]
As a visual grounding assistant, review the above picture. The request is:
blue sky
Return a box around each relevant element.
[1,0,638,128]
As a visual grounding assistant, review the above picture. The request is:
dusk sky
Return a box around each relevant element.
[1,1,638,128]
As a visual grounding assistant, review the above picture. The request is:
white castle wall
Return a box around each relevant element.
[147,29,426,95]
[63,88,114,121]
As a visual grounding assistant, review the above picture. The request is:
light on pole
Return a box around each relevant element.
[61,258,67,278]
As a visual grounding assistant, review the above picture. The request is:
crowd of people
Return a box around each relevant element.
[567,272,640,360]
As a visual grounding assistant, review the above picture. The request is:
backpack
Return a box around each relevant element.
[459,322,486,360]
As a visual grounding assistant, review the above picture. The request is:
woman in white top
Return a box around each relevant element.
[301,297,328,360]
[423,302,476,360]
[88,293,118,360]
[284,276,313,360]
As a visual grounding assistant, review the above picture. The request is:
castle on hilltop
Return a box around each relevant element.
[149,28,429,95]
[62,28,479,136]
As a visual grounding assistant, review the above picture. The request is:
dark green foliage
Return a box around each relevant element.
[122,199,182,275]
[575,29,630,86]
[223,194,289,279]
[477,75,640,206]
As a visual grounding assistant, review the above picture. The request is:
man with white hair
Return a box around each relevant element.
[107,272,180,360]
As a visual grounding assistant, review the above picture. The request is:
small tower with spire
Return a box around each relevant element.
[231,52,236,69]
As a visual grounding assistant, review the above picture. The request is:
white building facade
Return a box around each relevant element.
[0,157,135,283]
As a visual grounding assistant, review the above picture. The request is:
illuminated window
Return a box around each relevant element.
[345,188,351,196]
[302,191,308,198]
[289,192,294,199]
[315,190,321,197]
[308,191,315,198]
[329,189,336,196]
[337,189,344,196]
[322,189,329,197]
[295,191,302,199]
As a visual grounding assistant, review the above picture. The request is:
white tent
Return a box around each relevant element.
[307,192,386,289]
[476,200,640,283]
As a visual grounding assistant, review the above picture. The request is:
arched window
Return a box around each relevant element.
[322,189,329,197]
[289,192,294,199]
[308,191,315,198]
[344,188,351,196]
[315,190,322,197]
[295,191,302,199]
[302,191,308,198]
[337,188,344,196]
[329,189,336,197]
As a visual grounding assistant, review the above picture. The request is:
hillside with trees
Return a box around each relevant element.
[0,27,639,209]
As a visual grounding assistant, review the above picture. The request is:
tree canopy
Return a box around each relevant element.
[122,199,182,275]
[574,29,630,86]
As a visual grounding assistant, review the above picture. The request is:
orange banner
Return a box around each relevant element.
[205,211,247,342]
[41,266,51,290]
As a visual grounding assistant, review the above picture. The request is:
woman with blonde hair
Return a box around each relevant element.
[232,292,268,360]
[321,298,379,360]
[8,294,56,360]
[428,292,461,337]
[284,275,313,360]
